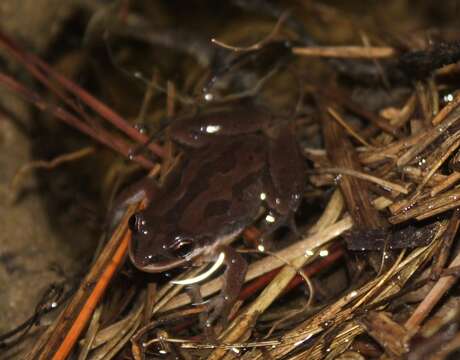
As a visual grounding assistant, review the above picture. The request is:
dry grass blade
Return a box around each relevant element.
[6,4,460,359]
[432,91,460,126]
[160,217,353,313]
[256,224,446,359]
[327,107,373,148]
[211,11,290,52]
[292,46,396,58]
[401,166,446,187]
[359,311,410,357]
[78,305,102,360]
[321,103,386,230]
[28,205,138,360]
[397,105,460,167]
[206,255,309,360]
[308,189,344,234]
[414,130,460,194]
[431,172,460,196]
[389,188,460,224]
[312,167,410,195]
[287,323,363,360]
[358,129,426,165]
[191,190,352,359]
[405,240,460,332]
[90,300,143,360]
[78,316,132,351]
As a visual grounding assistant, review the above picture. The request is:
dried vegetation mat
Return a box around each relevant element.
[3,1,460,359]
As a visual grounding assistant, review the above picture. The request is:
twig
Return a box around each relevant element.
[317,86,400,137]
[432,90,460,125]
[397,102,460,167]
[405,244,460,331]
[358,128,426,165]
[51,230,132,360]
[11,147,95,191]
[431,172,460,196]
[388,188,460,224]
[159,217,353,313]
[30,205,138,360]
[327,107,372,147]
[321,102,387,229]
[414,135,460,195]
[432,208,460,276]
[211,11,290,52]
[311,167,410,195]
[186,190,353,359]
[77,305,102,360]
[0,29,165,158]
[260,226,445,360]
[0,72,155,169]
[292,45,396,58]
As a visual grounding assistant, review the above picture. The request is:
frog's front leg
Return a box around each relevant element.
[202,245,247,327]
[185,285,218,340]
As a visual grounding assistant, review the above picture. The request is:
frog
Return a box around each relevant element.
[116,107,306,327]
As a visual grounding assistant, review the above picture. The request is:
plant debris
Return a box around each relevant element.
[3,1,460,359]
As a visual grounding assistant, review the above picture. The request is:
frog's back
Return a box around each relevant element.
[153,134,269,242]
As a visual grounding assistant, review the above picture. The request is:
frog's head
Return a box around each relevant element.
[128,211,203,272]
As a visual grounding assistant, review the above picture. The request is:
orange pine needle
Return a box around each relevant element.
[51,230,131,360]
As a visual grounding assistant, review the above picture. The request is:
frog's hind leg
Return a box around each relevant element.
[259,123,306,246]
[191,246,247,339]
[185,284,219,341]
[183,246,247,340]
[267,124,306,216]
[258,174,301,249]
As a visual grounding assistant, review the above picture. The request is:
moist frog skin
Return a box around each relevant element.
[116,108,306,324]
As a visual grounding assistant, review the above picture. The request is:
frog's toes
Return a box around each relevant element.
[205,295,226,326]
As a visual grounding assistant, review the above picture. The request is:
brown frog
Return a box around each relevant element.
[116,108,306,326]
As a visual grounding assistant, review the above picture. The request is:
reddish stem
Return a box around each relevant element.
[0,72,154,169]
[0,29,165,159]
[239,244,344,301]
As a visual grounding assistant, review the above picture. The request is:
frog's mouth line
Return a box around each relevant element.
[128,248,189,272]
[171,252,226,285]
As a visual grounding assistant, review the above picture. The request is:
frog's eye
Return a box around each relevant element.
[172,239,194,259]
[128,213,143,233]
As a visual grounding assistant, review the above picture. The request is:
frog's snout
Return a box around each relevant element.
[128,234,189,273]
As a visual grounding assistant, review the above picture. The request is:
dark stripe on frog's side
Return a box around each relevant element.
[201,173,263,241]
[169,135,268,236]
[150,139,238,217]
[182,169,264,241]
[157,139,239,223]
[204,199,232,218]
[172,141,240,219]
